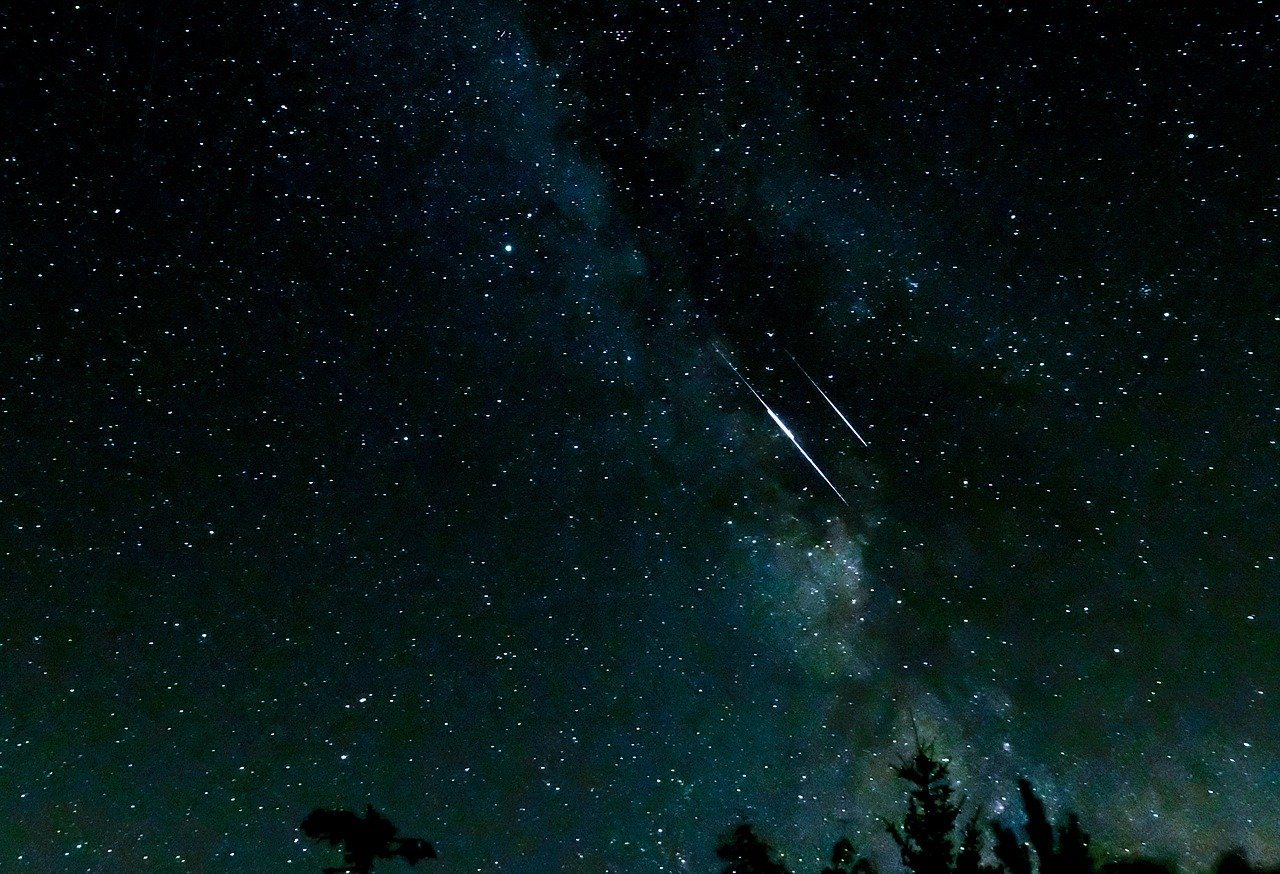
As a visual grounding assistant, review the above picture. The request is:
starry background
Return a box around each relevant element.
[2,0,1278,870]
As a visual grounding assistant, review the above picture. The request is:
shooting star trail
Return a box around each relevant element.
[714,346,849,505]
[786,351,870,448]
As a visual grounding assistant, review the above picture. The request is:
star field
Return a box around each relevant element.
[2,1,1278,871]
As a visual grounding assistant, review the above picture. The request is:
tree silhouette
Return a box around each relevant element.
[1213,849,1280,874]
[1055,813,1093,874]
[1208,849,1280,874]
[992,780,1094,874]
[956,813,1001,874]
[991,819,1032,874]
[822,836,876,874]
[885,741,966,874]
[1216,851,1255,874]
[716,822,790,874]
[300,805,436,873]
[1019,780,1057,874]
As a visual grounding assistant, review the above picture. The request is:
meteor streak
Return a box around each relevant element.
[787,351,870,448]
[714,346,849,505]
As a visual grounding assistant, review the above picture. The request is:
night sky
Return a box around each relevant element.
[3,1,1279,870]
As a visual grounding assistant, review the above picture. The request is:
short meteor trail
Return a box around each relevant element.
[786,351,870,448]
[714,346,848,505]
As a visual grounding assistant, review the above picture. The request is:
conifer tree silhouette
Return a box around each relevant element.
[1055,813,1093,874]
[822,836,876,874]
[991,820,1032,874]
[956,813,1000,874]
[885,741,966,874]
[715,822,790,874]
[994,780,1094,874]
[1018,780,1057,874]
[300,805,436,873]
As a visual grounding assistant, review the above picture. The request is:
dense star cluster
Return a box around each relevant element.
[2,0,1277,870]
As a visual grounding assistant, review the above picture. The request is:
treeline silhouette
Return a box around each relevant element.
[714,741,1279,874]
[300,742,1278,874]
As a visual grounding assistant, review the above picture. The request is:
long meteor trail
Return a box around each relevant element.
[714,346,848,505]
[786,351,870,448]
